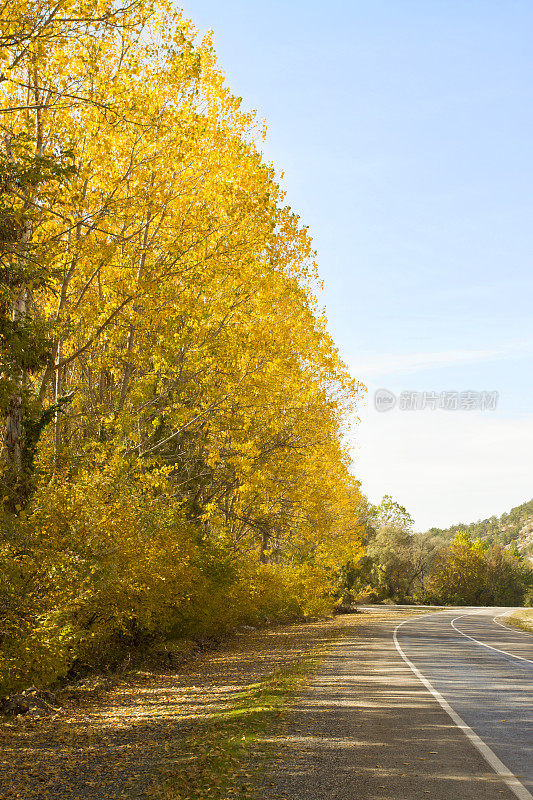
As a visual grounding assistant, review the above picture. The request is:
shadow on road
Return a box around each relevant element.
[257,620,518,800]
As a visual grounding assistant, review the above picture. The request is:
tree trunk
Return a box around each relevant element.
[53,341,62,458]
[118,209,151,409]
[4,275,30,480]
[5,394,22,473]
[260,530,269,563]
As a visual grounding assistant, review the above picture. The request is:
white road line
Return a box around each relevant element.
[393,616,533,800]
[493,611,533,638]
[451,614,533,664]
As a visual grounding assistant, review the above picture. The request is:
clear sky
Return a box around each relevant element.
[179,0,533,530]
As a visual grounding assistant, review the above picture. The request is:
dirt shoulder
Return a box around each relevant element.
[0,614,358,800]
[504,608,533,634]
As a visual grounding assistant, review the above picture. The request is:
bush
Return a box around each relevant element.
[0,467,337,694]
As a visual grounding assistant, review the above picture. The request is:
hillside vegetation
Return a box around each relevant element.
[427,498,533,557]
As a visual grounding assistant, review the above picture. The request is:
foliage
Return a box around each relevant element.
[343,495,419,602]
[0,133,77,506]
[427,497,533,555]
[422,531,487,605]
[0,0,366,694]
[348,500,532,607]
[421,531,531,606]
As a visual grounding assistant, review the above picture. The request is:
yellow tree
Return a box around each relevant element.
[0,0,367,689]
[425,531,487,605]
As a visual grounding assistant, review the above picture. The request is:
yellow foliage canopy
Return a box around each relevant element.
[0,0,366,691]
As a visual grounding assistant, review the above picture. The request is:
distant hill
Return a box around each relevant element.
[427,498,533,557]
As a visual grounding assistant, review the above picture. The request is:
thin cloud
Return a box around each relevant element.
[351,341,533,377]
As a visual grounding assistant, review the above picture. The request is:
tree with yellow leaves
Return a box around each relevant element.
[0,0,366,692]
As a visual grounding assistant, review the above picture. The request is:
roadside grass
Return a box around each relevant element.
[155,653,320,800]
[504,608,533,634]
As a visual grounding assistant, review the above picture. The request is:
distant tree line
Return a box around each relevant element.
[342,496,533,606]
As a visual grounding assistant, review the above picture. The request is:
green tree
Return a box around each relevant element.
[351,495,418,601]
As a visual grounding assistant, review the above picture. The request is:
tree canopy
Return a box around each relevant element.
[0,0,367,693]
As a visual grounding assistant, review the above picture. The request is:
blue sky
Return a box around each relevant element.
[180,0,533,529]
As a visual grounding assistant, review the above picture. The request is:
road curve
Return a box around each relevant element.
[394,608,533,799]
[260,607,529,800]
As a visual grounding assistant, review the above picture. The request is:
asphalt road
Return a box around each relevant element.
[261,607,533,800]
[394,607,533,799]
